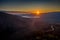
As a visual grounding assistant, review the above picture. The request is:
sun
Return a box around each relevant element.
[31,10,41,16]
[36,10,40,15]
[34,10,40,16]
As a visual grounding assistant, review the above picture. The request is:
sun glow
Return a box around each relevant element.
[36,11,40,15]
[32,10,40,16]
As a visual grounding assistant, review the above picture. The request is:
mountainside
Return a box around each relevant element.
[40,12,60,24]
[0,11,60,40]
[0,12,32,40]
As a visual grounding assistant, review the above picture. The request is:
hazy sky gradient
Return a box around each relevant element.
[0,0,60,13]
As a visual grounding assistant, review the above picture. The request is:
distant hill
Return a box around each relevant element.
[11,12,60,24]
[40,12,60,24]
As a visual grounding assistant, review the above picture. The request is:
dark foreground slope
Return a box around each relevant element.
[0,12,33,40]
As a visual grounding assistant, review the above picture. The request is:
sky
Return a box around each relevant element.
[0,0,60,13]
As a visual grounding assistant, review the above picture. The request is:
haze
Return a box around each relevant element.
[0,0,60,13]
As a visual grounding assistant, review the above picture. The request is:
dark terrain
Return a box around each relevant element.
[0,11,60,40]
